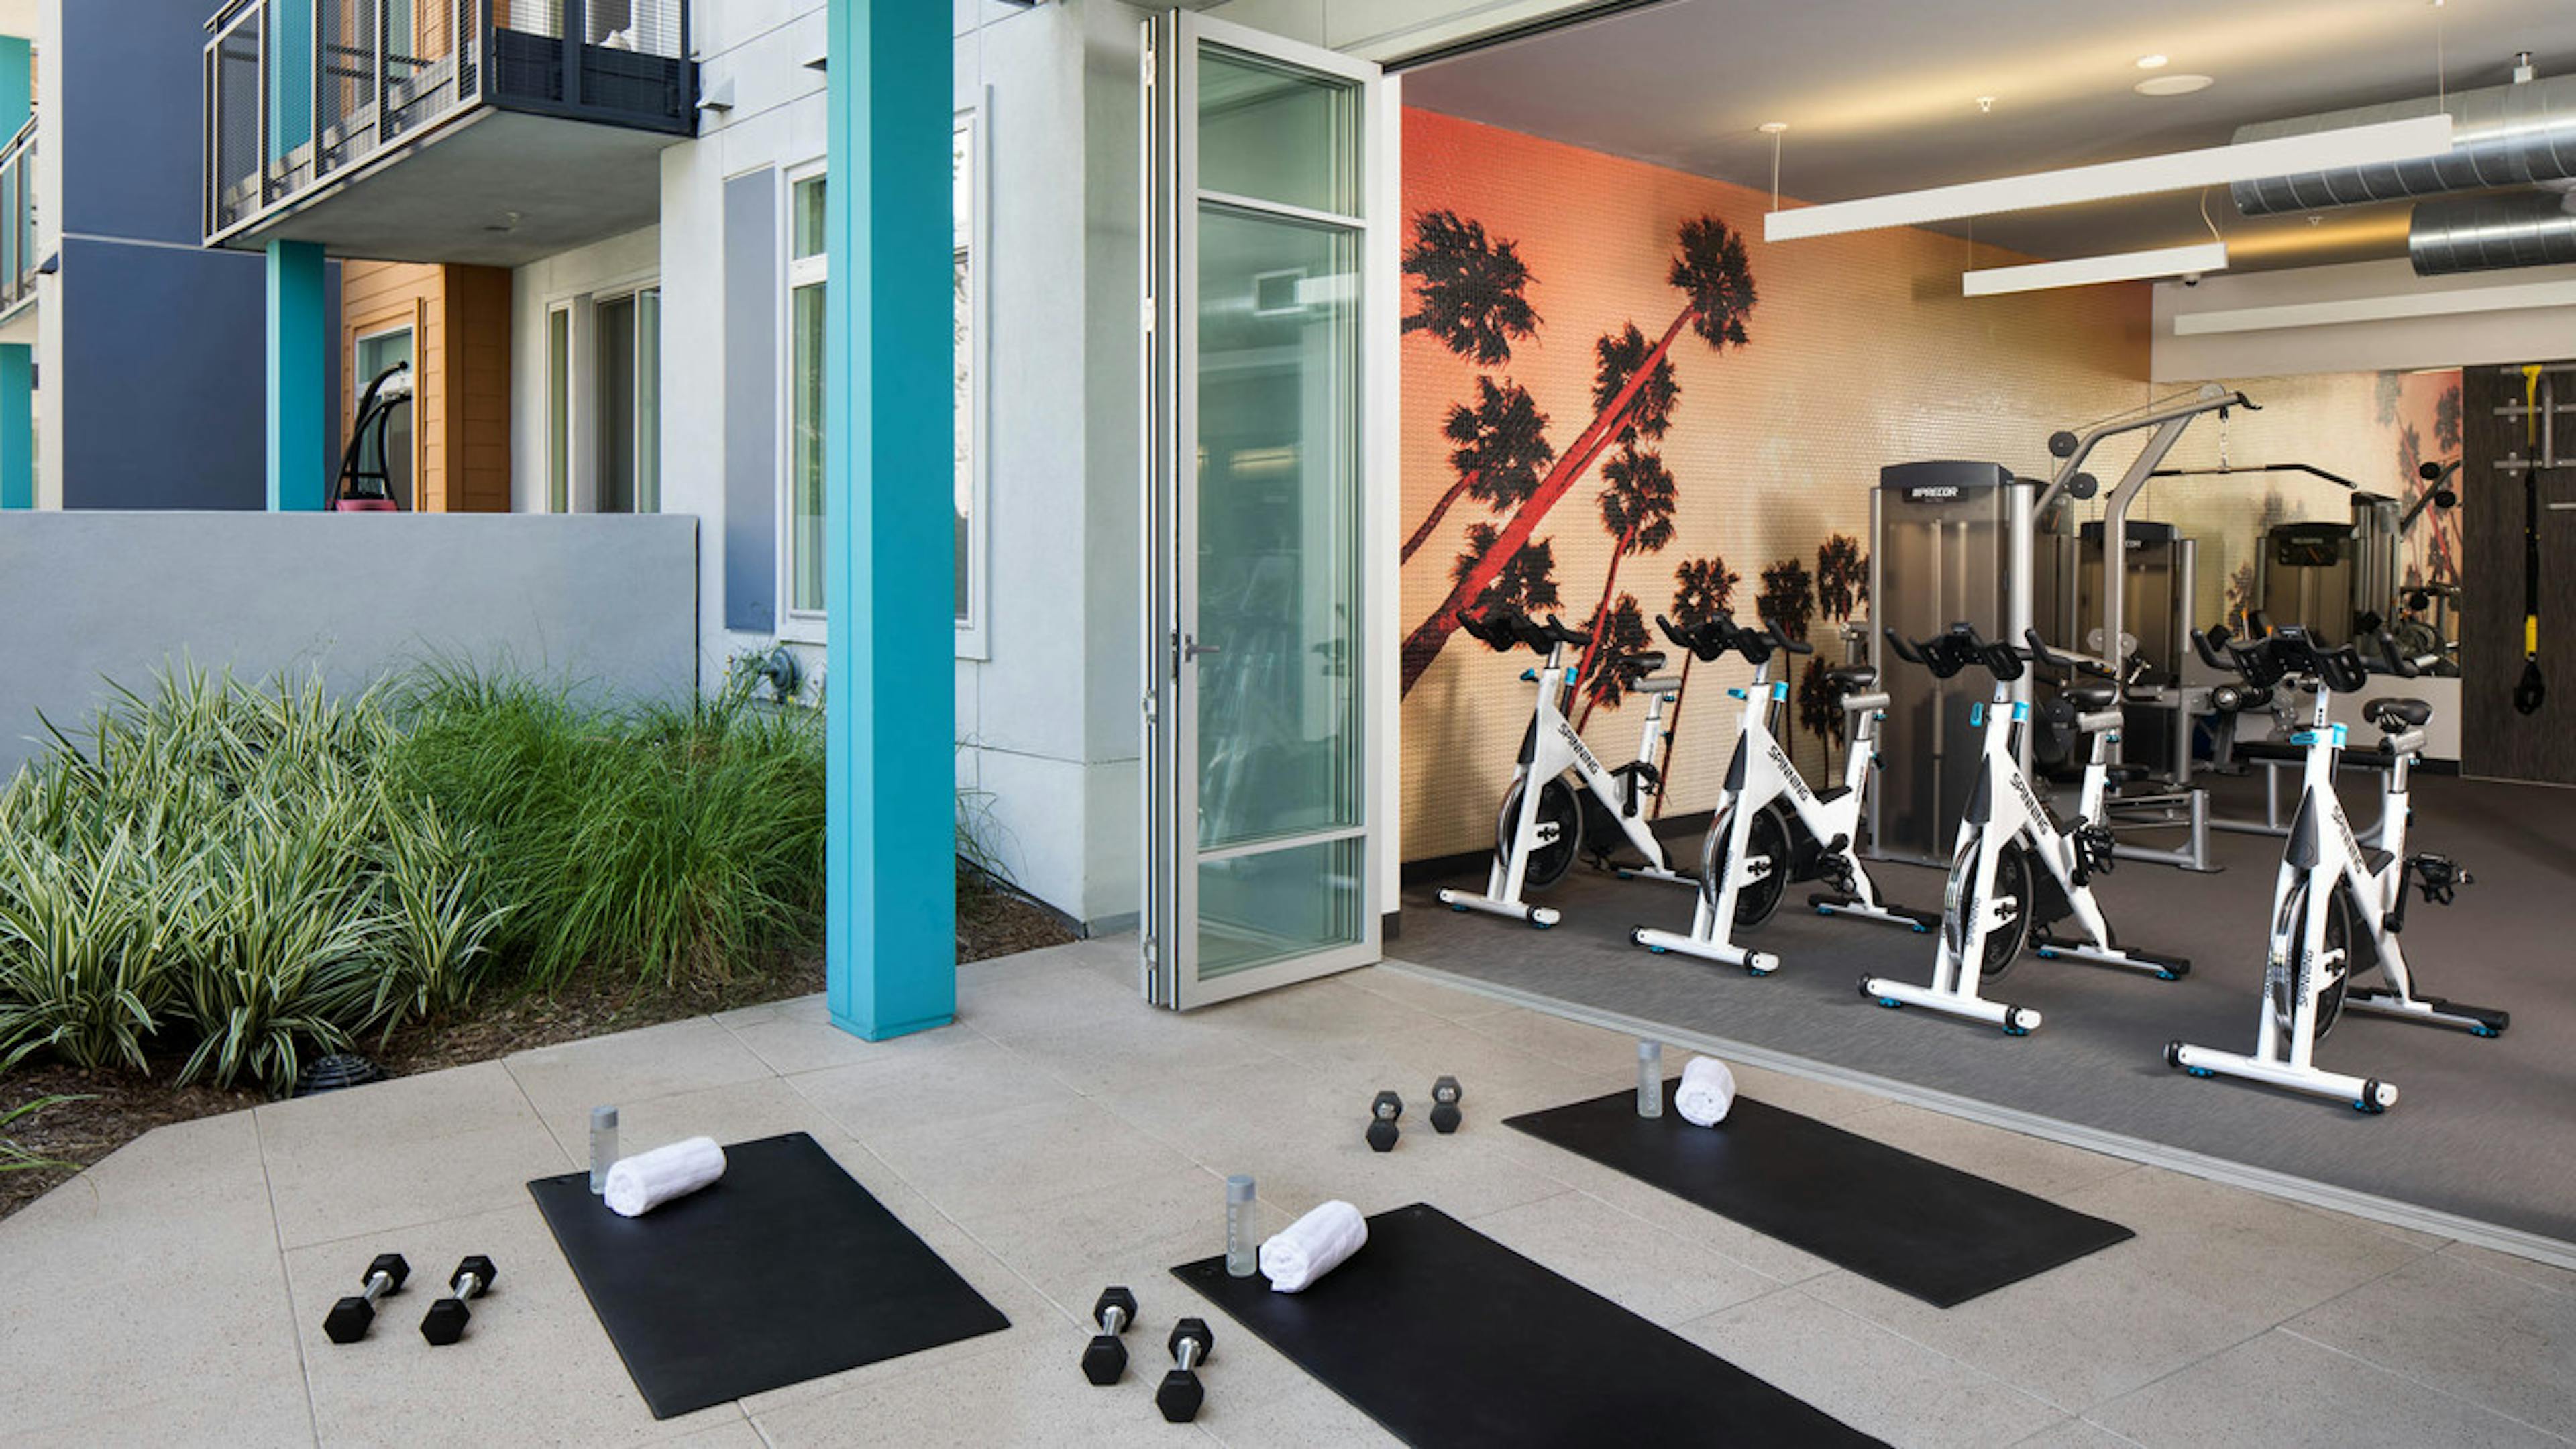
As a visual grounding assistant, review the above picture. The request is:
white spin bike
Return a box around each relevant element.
[1438,607,1695,928]
[1631,613,1933,973]
[1862,624,2190,1034]
[2166,625,2505,1112]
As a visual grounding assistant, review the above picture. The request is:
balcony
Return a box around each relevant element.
[0,117,35,319]
[204,0,696,266]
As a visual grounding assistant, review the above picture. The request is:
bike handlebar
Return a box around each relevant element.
[1885,623,2023,682]
[2192,622,2369,695]
[2022,629,2114,681]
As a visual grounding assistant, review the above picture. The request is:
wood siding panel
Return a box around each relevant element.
[337,262,511,513]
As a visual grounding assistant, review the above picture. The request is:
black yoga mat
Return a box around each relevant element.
[529,1132,1009,1418]
[1173,1203,1882,1448]
[1506,1083,2133,1307]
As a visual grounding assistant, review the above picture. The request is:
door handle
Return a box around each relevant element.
[1182,636,1222,662]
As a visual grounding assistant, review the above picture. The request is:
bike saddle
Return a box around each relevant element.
[1619,650,1669,677]
[2364,697,2433,730]
[2060,684,2118,711]
[1825,665,1878,694]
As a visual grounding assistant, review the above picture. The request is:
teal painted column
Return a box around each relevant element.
[266,240,328,511]
[0,345,28,511]
[822,0,956,1041]
[0,37,29,511]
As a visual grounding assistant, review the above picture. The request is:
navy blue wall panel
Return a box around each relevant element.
[60,0,220,246]
[58,239,336,511]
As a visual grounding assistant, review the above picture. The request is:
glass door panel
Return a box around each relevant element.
[1146,13,1381,1009]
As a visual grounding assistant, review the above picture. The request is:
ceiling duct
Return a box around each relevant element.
[2230,70,2576,215]
[2409,189,2576,275]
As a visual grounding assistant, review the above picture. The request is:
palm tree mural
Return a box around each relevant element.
[1402,378,1555,564]
[1401,213,1757,696]
[2434,382,2463,453]
[1591,323,1680,448]
[1651,555,1739,818]
[1576,596,1652,720]
[1802,535,1870,769]
[1815,533,1868,625]
[1756,557,1815,643]
[1572,446,1677,728]
[1402,209,1540,366]
[1454,523,1563,618]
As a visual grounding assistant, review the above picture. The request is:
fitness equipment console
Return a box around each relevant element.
[2166,625,2506,1112]
[1438,606,1695,927]
[1631,612,1933,972]
[1862,624,2189,1033]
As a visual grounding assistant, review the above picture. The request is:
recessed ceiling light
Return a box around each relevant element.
[2136,74,2214,96]
[2136,54,2170,70]
[1976,95,1998,113]
[1758,121,1790,134]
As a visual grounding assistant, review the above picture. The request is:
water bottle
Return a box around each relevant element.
[590,1106,619,1194]
[1226,1175,1258,1277]
[1638,1040,1664,1118]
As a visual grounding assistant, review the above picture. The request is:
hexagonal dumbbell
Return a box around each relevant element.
[1366,1089,1403,1152]
[1429,1076,1463,1134]
[1079,1285,1137,1385]
[419,1255,497,1346]
[323,1253,411,1344]
[1156,1317,1215,1423]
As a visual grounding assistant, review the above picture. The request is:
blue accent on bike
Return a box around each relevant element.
[1727,688,1748,700]
[1876,998,1900,1008]
[2474,1025,2498,1037]
[1970,703,1985,727]
[1520,669,1538,682]
[2011,701,2029,723]
[2188,1067,2212,1077]
[1771,681,1789,702]
[2159,969,2180,981]
[2004,1026,2029,1036]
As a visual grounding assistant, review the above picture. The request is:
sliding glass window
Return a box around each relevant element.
[788,173,828,620]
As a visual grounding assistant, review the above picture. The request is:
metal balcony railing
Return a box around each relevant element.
[203,0,694,246]
[0,116,36,315]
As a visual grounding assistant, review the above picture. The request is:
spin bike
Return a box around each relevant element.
[1630,614,1933,973]
[2167,625,2506,1112]
[1862,625,2190,1034]
[1438,607,1694,928]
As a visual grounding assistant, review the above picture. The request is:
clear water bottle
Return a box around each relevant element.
[1638,1040,1664,1118]
[1226,1175,1258,1277]
[590,1106,619,1194]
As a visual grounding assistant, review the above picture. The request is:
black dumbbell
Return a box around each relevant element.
[1157,1318,1215,1423]
[323,1253,410,1344]
[1080,1285,1137,1385]
[1430,1076,1463,1134]
[1366,1090,1403,1152]
[420,1255,497,1346]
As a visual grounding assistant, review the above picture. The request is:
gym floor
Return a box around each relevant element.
[5,933,2572,1447]
[1403,767,2576,1246]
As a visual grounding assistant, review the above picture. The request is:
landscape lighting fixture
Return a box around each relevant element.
[1763,113,2452,242]
[1962,241,2229,297]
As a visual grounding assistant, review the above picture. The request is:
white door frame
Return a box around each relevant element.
[1142,10,1392,1010]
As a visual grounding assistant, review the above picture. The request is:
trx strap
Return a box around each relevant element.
[2516,365,2546,716]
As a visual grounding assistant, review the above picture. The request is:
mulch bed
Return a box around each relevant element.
[0,879,1074,1222]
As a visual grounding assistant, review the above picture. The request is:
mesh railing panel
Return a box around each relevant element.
[315,0,378,171]
[210,12,264,232]
[384,0,464,139]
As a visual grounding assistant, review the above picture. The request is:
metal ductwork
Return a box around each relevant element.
[2230,72,2576,215]
[2408,189,2576,274]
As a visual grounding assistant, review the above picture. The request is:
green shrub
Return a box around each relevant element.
[381,669,826,991]
[0,660,830,1092]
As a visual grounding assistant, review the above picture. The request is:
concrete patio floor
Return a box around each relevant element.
[3,934,2571,1448]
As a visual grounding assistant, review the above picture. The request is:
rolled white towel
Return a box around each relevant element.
[1675,1055,1737,1127]
[603,1136,727,1218]
[1259,1199,1367,1293]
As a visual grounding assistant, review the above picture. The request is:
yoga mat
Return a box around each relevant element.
[1174,1202,1882,1448]
[1507,1083,2133,1307]
[530,1132,1009,1418]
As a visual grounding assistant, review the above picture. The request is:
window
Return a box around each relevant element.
[546,305,570,513]
[788,172,828,620]
[353,325,415,508]
[594,287,661,513]
[954,112,983,653]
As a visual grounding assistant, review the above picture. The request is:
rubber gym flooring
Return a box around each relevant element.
[1399,769,2576,1245]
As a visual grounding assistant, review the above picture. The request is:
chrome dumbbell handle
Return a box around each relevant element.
[1099,1304,1128,1336]
[357,1268,398,1308]
[1175,1338,1205,1373]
